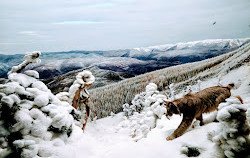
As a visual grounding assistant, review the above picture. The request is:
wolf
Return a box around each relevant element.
[164,83,236,140]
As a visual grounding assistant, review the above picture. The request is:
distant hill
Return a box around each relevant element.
[0,38,249,79]
[42,66,134,94]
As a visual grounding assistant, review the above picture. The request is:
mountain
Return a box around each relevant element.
[0,38,249,79]
[1,39,249,158]
[89,40,250,118]
[42,66,134,94]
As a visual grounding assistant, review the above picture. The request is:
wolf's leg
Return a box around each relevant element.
[167,115,194,140]
[196,114,203,126]
[82,104,90,131]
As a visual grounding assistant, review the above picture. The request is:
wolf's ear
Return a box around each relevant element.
[165,101,181,116]
[164,101,172,116]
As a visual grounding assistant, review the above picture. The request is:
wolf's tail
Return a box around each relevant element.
[234,96,244,104]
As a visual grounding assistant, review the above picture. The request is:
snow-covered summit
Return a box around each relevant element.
[132,38,249,58]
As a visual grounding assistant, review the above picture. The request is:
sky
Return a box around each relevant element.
[0,0,249,54]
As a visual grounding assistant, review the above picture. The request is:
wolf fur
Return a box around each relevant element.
[165,84,235,140]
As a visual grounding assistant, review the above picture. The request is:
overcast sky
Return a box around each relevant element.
[0,0,249,54]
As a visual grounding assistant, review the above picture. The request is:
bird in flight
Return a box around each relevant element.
[213,21,216,25]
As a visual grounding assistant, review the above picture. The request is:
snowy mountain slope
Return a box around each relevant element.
[43,66,134,94]
[58,59,250,158]
[89,40,250,119]
[0,38,249,79]
[1,42,249,158]
[132,38,249,59]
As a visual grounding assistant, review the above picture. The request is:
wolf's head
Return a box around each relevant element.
[164,101,181,117]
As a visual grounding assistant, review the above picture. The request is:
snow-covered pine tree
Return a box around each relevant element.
[169,83,176,100]
[208,97,250,158]
[0,51,86,158]
[120,83,167,141]
[197,80,201,91]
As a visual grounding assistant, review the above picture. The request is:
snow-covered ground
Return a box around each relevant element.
[58,63,250,158]
[1,43,249,158]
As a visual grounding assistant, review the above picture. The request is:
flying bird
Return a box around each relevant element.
[213,21,216,25]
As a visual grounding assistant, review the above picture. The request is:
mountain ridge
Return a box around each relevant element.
[0,38,249,80]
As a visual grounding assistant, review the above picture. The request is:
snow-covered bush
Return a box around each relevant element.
[169,83,176,100]
[122,92,146,117]
[197,80,201,91]
[181,85,193,96]
[208,97,250,158]
[120,83,167,141]
[0,51,84,157]
[56,70,95,130]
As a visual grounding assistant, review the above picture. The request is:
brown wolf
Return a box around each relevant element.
[164,83,235,140]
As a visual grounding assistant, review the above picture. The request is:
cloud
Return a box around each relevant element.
[19,31,40,36]
[0,42,33,45]
[53,20,104,25]
[0,0,250,54]
[90,2,115,8]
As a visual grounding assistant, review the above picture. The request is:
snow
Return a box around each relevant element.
[34,94,49,107]
[133,38,249,58]
[1,43,250,158]
[75,70,95,85]
[24,70,39,79]
[209,97,249,157]
[8,73,37,87]
[56,113,222,158]
[8,51,41,75]
[55,49,250,158]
